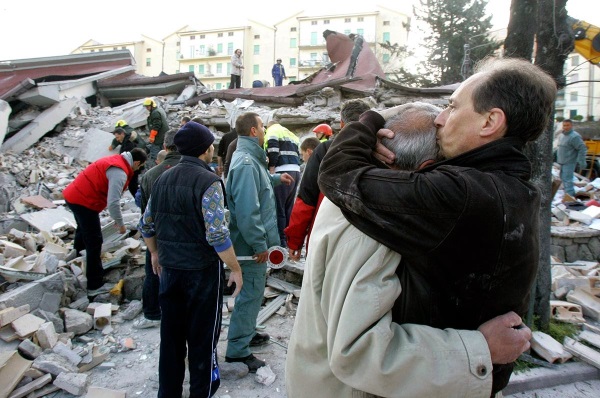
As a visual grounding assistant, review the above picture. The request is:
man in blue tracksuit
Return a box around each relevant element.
[224,112,293,372]
[140,121,242,398]
[271,59,287,86]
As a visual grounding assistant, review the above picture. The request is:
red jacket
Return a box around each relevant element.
[63,155,133,212]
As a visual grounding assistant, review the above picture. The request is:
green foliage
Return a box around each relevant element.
[556,116,565,122]
[413,0,500,86]
[573,115,584,122]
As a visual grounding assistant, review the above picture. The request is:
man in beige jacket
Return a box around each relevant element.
[286,102,532,397]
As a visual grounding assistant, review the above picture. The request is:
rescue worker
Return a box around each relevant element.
[313,123,332,142]
[143,98,169,166]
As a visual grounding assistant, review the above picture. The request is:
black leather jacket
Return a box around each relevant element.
[319,111,540,394]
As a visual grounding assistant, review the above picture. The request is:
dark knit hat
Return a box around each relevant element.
[174,121,214,157]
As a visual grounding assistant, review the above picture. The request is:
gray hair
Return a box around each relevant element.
[381,102,442,171]
[163,129,178,150]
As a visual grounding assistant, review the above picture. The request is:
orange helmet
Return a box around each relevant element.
[313,124,332,137]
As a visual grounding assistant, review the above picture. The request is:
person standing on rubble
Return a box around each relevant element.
[143,98,169,167]
[139,121,242,398]
[285,99,370,261]
[63,148,147,293]
[134,129,181,330]
[229,49,244,89]
[271,58,287,86]
[557,118,587,198]
[225,112,293,372]
[264,120,301,247]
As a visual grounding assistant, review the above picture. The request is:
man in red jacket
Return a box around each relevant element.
[63,148,147,292]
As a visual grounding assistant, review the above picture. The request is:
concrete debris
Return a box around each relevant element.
[255,364,276,386]
[53,371,88,396]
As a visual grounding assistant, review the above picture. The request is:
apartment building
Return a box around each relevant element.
[72,6,410,88]
[556,52,599,121]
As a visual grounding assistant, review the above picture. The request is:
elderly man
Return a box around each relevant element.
[140,121,242,398]
[289,57,556,397]
[63,148,147,293]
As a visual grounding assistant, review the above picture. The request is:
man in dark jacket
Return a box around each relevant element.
[317,57,557,395]
[143,97,169,166]
[140,121,242,398]
[134,129,181,329]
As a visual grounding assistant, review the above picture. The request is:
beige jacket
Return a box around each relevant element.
[286,198,494,398]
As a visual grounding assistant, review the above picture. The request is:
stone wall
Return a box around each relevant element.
[551,226,600,263]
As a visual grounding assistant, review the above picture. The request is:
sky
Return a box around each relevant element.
[0,0,597,61]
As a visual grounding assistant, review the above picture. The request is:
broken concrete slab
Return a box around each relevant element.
[1,97,82,154]
[11,313,45,338]
[53,341,83,366]
[53,372,88,396]
[0,351,32,398]
[32,352,79,376]
[0,272,64,312]
[6,372,51,398]
[0,305,30,327]
[76,127,115,163]
[564,336,600,369]
[18,338,43,360]
[20,195,56,209]
[85,386,127,398]
[579,330,600,350]
[64,309,93,335]
[19,206,75,233]
[35,321,58,349]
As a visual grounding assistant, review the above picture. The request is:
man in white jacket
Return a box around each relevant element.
[286,102,532,398]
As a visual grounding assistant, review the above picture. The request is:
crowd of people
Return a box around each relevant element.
[63,55,559,398]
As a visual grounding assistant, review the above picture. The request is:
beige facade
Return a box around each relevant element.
[556,52,599,121]
[72,6,410,87]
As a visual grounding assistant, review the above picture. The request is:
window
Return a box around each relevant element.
[227,42,233,55]
[218,33,223,37]
[290,38,297,48]
[311,21,317,25]
[216,83,222,89]
[383,32,390,42]
[254,44,260,55]
[290,27,297,32]
[383,21,390,26]
[571,55,580,66]
[188,65,194,72]
[570,91,578,102]
[253,64,260,74]
[217,43,223,53]
[345,18,351,23]
[324,19,330,24]
[146,58,151,66]
[344,29,351,35]
[113,47,118,50]
[571,73,579,83]
[191,35,195,40]
[254,34,260,39]
[290,58,296,67]
[311,32,318,45]
[146,48,152,53]
[217,63,223,73]
[357,28,364,36]
[383,54,390,64]
[228,32,234,36]
[570,109,577,118]
[199,45,205,55]
[310,53,317,60]
[200,34,205,39]
[122,46,126,50]
[288,76,296,82]
[199,65,205,74]
[358,17,364,22]
[176,41,180,46]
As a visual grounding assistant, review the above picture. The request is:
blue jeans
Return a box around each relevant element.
[560,163,576,196]
[274,75,283,86]
[158,266,224,398]
[274,170,300,247]
[66,201,103,290]
[226,261,267,358]
[142,250,161,320]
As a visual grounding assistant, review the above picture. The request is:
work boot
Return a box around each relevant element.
[225,354,266,373]
[133,317,161,329]
[249,332,270,347]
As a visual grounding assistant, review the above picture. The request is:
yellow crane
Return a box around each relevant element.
[569,17,600,65]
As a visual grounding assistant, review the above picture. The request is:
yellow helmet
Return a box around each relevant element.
[142,98,155,107]
[115,120,127,127]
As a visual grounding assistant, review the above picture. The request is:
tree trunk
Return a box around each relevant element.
[504,0,537,59]
[531,0,574,331]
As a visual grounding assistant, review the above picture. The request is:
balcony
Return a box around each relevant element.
[555,99,566,108]
[179,53,232,61]
[298,59,329,69]
[298,42,327,50]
